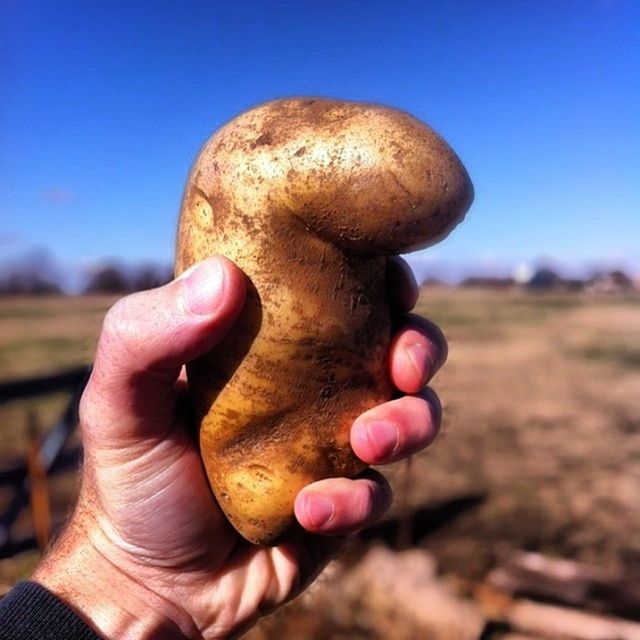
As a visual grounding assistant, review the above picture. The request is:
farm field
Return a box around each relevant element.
[1,288,639,636]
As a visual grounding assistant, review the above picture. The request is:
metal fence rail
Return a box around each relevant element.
[0,365,91,559]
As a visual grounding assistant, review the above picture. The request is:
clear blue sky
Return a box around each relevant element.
[1,0,638,282]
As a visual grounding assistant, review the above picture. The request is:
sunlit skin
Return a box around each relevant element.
[34,256,446,639]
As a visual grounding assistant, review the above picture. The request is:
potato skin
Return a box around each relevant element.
[176,98,473,545]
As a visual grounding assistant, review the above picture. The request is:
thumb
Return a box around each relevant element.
[81,256,246,446]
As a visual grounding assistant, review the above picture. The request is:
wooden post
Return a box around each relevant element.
[25,411,51,552]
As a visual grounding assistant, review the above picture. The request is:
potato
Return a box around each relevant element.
[176,98,473,545]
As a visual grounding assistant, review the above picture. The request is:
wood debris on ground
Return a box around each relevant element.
[249,544,640,640]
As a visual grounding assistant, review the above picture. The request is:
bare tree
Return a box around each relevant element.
[131,264,173,291]
[0,273,63,296]
[83,266,131,295]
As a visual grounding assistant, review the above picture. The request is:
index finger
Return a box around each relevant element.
[386,257,419,315]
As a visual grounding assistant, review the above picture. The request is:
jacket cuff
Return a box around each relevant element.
[0,581,101,640]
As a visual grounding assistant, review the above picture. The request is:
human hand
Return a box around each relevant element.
[33,256,446,639]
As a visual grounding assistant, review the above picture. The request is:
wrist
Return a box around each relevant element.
[32,517,196,640]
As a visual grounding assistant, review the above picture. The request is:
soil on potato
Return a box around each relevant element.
[0,288,638,635]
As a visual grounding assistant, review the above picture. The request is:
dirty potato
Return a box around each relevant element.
[176,98,473,545]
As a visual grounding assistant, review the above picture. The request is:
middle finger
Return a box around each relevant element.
[350,389,442,465]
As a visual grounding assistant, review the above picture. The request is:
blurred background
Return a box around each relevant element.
[1,1,639,638]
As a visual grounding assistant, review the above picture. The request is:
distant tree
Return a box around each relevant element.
[131,264,173,291]
[461,277,516,289]
[0,273,63,296]
[527,268,560,290]
[83,266,131,295]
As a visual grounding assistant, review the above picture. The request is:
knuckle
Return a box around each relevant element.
[93,295,148,379]
[77,375,104,443]
[98,295,145,360]
[78,385,97,433]
[101,297,132,343]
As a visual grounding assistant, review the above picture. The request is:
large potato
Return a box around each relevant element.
[176,98,473,545]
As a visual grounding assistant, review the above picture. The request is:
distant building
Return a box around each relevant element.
[513,262,535,285]
[585,270,634,295]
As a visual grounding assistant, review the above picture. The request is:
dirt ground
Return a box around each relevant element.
[0,288,638,634]
[405,288,640,575]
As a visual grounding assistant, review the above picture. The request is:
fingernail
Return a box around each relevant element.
[404,342,435,387]
[357,420,399,459]
[304,495,334,528]
[183,259,226,315]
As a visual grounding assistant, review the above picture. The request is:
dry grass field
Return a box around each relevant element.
[1,288,639,634]
[408,287,640,574]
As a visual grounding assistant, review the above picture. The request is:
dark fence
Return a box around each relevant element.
[0,365,91,559]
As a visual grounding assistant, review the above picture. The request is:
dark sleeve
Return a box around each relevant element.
[0,581,101,640]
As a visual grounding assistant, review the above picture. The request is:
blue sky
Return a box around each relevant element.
[1,0,639,283]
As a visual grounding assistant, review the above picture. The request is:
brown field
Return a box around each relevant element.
[1,288,639,635]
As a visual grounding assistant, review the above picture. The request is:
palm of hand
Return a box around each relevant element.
[86,406,315,637]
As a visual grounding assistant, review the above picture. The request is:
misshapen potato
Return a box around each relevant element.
[176,98,473,545]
